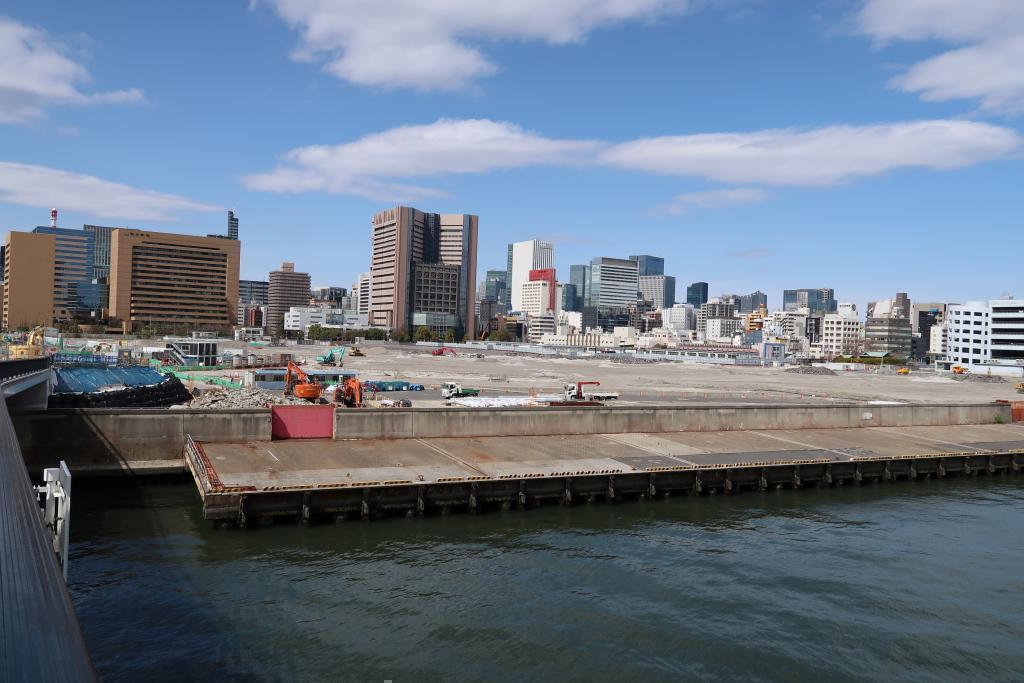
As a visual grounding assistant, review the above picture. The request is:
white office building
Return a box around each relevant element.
[509,239,554,312]
[520,280,555,316]
[944,299,1024,375]
[818,304,862,358]
[662,304,696,334]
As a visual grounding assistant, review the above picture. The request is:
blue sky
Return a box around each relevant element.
[1,1,1021,312]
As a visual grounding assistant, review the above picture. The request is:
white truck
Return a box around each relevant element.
[563,381,618,401]
[442,382,481,399]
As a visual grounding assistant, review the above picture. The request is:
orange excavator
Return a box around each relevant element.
[285,361,322,401]
[335,377,364,407]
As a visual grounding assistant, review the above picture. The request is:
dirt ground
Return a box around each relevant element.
[199,343,1022,406]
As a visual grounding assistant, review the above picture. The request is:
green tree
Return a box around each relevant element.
[415,325,434,342]
[487,328,510,342]
[392,326,410,343]
[444,329,456,343]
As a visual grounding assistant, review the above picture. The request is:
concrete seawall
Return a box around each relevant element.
[10,402,1012,475]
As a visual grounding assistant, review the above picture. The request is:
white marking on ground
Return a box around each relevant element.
[750,431,852,458]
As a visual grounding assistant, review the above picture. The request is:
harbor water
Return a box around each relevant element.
[69,476,1024,681]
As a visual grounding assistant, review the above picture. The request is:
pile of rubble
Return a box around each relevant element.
[785,366,838,376]
[952,374,1007,384]
[170,387,311,409]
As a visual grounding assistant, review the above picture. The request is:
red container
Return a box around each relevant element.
[271,404,334,439]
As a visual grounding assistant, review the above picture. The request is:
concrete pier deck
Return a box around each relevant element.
[187,422,1024,524]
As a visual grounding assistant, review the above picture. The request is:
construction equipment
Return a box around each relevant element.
[432,347,457,357]
[284,361,322,401]
[8,327,46,359]
[441,382,480,399]
[952,366,967,375]
[335,377,364,407]
[897,367,910,375]
[563,381,618,401]
[316,346,348,366]
[1015,382,1024,394]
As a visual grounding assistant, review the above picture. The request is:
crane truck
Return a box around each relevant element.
[564,381,618,401]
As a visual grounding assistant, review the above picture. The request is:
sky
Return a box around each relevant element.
[0,0,1022,313]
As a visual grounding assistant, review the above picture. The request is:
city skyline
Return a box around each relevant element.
[0,2,1021,314]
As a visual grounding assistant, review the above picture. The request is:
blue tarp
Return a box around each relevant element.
[53,366,167,394]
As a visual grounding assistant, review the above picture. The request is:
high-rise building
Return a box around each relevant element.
[568,265,588,311]
[508,239,553,311]
[638,275,676,309]
[662,303,696,335]
[227,211,239,240]
[586,257,639,309]
[483,269,508,306]
[370,207,477,338]
[32,226,99,321]
[268,262,311,335]
[528,268,557,312]
[312,286,347,304]
[629,255,664,277]
[686,282,709,308]
[737,290,768,313]
[83,224,115,313]
[2,231,55,329]
[559,283,578,313]
[238,279,269,327]
[697,299,735,336]
[783,288,837,314]
[521,280,554,316]
[109,228,240,331]
[355,272,371,316]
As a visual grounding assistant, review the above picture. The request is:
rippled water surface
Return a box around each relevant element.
[70,476,1024,681]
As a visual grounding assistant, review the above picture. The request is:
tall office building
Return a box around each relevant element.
[586,257,639,309]
[697,299,735,335]
[629,255,664,277]
[238,279,269,327]
[508,239,553,311]
[686,282,709,308]
[639,275,676,309]
[32,225,99,321]
[227,211,239,240]
[783,288,837,314]
[2,231,55,329]
[370,207,477,338]
[355,272,371,316]
[529,268,557,312]
[737,290,768,313]
[568,265,588,312]
[483,269,508,306]
[268,262,312,334]
[109,228,240,330]
[83,224,115,313]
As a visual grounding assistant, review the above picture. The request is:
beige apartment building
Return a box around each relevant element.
[370,207,477,338]
[109,229,240,331]
[2,231,56,330]
[267,262,311,335]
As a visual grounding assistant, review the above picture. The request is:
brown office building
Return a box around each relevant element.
[2,231,56,330]
[267,262,311,335]
[369,207,477,339]
[109,229,240,331]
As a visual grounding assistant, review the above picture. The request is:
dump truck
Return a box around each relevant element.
[441,382,480,399]
[897,367,910,375]
[952,366,967,375]
[563,381,618,401]
[1015,382,1024,394]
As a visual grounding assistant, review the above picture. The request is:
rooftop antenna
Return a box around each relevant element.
[50,207,58,228]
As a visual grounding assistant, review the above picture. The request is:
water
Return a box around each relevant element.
[69,477,1024,682]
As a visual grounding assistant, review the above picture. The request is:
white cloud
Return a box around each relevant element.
[858,0,1024,113]
[243,118,600,199]
[261,0,690,90]
[0,16,144,123]
[245,118,1021,205]
[599,120,1021,185]
[0,161,220,221]
[653,187,768,215]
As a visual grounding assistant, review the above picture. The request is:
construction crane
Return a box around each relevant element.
[284,361,323,401]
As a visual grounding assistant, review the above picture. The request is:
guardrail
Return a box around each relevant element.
[1,363,94,680]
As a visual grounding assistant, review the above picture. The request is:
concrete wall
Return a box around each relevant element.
[10,402,1010,475]
[11,408,270,475]
[332,403,1011,440]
